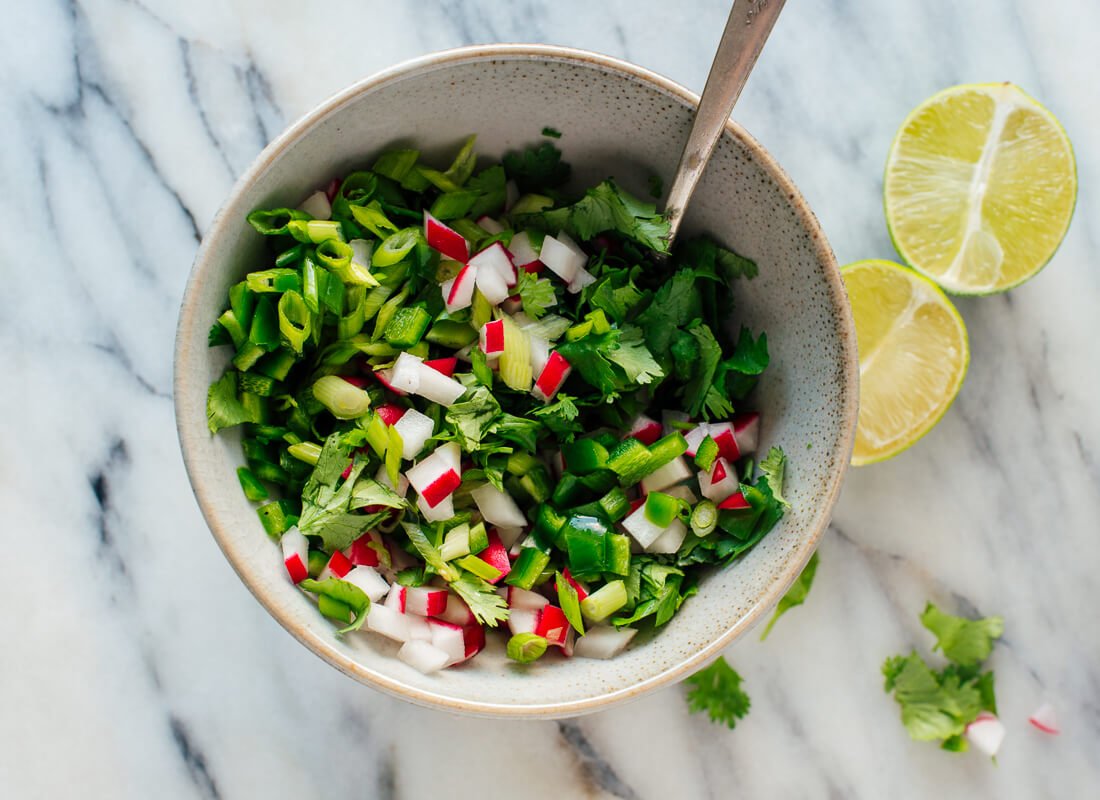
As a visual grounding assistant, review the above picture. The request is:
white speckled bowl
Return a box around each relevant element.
[175,45,858,717]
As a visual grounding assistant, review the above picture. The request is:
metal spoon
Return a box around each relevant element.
[663,0,787,249]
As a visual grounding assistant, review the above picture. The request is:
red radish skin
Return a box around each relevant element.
[424,357,458,377]
[446,264,475,302]
[373,369,406,396]
[534,351,572,401]
[629,497,645,514]
[536,605,570,646]
[462,624,486,659]
[477,532,512,584]
[423,212,469,262]
[420,468,462,508]
[405,587,448,617]
[284,554,307,584]
[384,585,407,613]
[470,241,518,287]
[562,568,590,601]
[339,375,369,389]
[709,423,741,462]
[521,261,545,274]
[628,415,663,446]
[481,319,505,355]
[324,178,341,203]
[348,533,381,567]
[711,460,727,482]
[433,594,476,626]
[1028,703,1060,735]
[281,530,309,584]
[322,550,353,580]
[718,492,751,510]
[376,403,406,426]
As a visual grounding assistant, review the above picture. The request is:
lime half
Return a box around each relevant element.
[843,260,969,465]
[884,83,1076,295]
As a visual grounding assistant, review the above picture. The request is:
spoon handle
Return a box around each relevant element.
[663,0,787,245]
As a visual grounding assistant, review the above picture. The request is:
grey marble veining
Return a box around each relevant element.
[2,1,1098,797]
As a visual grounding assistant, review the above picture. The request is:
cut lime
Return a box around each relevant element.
[842,260,969,465]
[884,83,1076,295]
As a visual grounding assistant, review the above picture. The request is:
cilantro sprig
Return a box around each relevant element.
[684,657,751,729]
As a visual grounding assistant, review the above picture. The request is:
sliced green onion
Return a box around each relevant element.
[275,243,306,268]
[471,289,493,330]
[429,190,479,220]
[580,580,628,623]
[364,412,389,458]
[302,257,323,313]
[506,632,548,664]
[372,228,421,267]
[468,522,489,555]
[440,523,472,561]
[277,291,311,353]
[385,425,403,487]
[372,283,410,342]
[498,315,532,391]
[247,208,309,236]
[287,441,322,465]
[338,286,366,340]
[694,435,719,472]
[246,268,300,294]
[455,554,503,583]
[372,149,419,182]
[555,573,585,635]
[350,201,399,239]
[286,219,344,244]
[236,467,269,502]
[505,548,551,590]
[331,172,379,218]
[312,375,372,419]
[509,193,554,215]
[248,296,280,352]
[690,500,718,537]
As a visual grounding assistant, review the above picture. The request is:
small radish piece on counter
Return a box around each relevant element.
[1029,703,1059,735]
[698,457,739,502]
[574,626,638,659]
[341,566,389,602]
[423,211,469,262]
[628,414,663,446]
[640,456,692,493]
[441,264,477,312]
[480,319,506,360]
[533,351,572,402]
[471,483,527,528]
[469,241,517,287]
[392,407,434,460]
[733,412,760,454]
[281,528,309,584]
[405,586,448,617]
[398,639,451,674]
[366,605,410,642]
[966,712,1006,757]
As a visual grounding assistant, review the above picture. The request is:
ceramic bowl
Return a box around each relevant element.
[175,44,858,717]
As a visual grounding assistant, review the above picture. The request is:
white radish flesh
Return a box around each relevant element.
[281,528,309,584]
[533,351,572,402]
[574,626,638,659]
[507,608,540,635]
[621,505,668,549]
[398,639,451,674]
[539,234,584,283]
[683,424,710,457]
[509,230,540,268]
[471,483,528,528]
[966,713,1006,757]
[469,242,517,287]
[417,492,454,523]
[641,456,693,493]
[698,457,739,502]
[508,586,550,610]
[476,216,505,235]
[427,619,467,665]
[434,594,476,626]
[646,518,688,554]
[412,361,466,406]
[298,190,332,220]
[405,615,433,641]
[474,261,511,305]
[442,264,477,312]
[494,526,526,550]
[529,336,551,376]
[567,266,596,294]
[366,605,410,642]
[375,464,410,497]
[384,585,406,612]
[393,407,434,460]
[342,566,390,602]
[733,412,760,454]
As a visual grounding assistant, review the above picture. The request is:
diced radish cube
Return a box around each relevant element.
[480,319,505,359]
[417,492,454,523]
[508,586,550,610]
[281,528,309,584]
[508,230,540,268]
[366,605,410,642]
[471,483,528,528]
[628,415,663,446]
[698,457,739,502]
[574,626,638,659]
[414,361,466,406]
[469,241,517,288]
[441,264,477,312]
[393,407,434,460]
[476,215,505,235]
[494,525,525,550]
[733,412,760,454]
[508,609,540,636]
[501,295,523,315]
[528,336,551,376]
[406,615,432,641]
[641,456,692,493]
[462,624,486,659]
[298,190,332,220]
[683,424,710,457]
[398,639,451,674]
[389,352,424,395]
[376,403,406,426]
[535,605,570,646]
[567,266,596,294]
[319,549,353,581]
[476,532,512,585]
[966,712,1006,757]
[405,587,448,617]
[407,450,462,509]
[718,492,751,510]
[384,585,406,612]
[427,619,467,665]
[664,485,698,504]
[709,422,741,462]
[375,464,409,497]
[342,566,390,602]
[434,593,476,626]
[424,211,469,262]
[562,568,590,601]
[1029,703,1060,735]
[533,351,572,402]
[373,368,406,396]
[646,518,687,554]
[621,505,666,549]
[474,260,511,305]
[348,531,382,566]
[539,233,585,284]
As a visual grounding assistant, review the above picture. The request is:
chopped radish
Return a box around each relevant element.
[366,604,410,642]
[533,351,572,402]
[323,177,341,203]
[683,424,710,457]
[646,519,688,554]
[417,492,454,523]
[373,368,406,396]
[318,549,353,581]
[398,639,450,674]
[469,241,517,287]
[476,532,511,584]
[508,586,550,610]
[376,403,406,426]
[342,566,389,602]
[664,485,698,504]
[434,593,476,626]
[385,585,406,612]
[567,266,596,294]
[621,504,669,549]
[641,456,692,493]
[529,336,551,376]
[509,230,540,269]
[375,464,409,497]
[480,319,505,360]
[718,492,751,510]
[628,415,663,446]
[539,234,584,284]
[709,422,741,462]
[407,448,462,509]
[508,609,540,635]
[298,190,332,220]
[434,442,461,473]
[966,712,1006,757]
[535,605,570,646]
[574,626,638,659]
[476,215,505,235]
[462,624,486,659]
[733,412,760,454]
[474,260,511,305]
[494,525,526,550]
[662,410,690,434]
[423,211,469,262]
[441,264,477,312]
[281,528,309,584]
[339,374,369,389]
[501,295,524,315]
[1029,703,1059,735]
[698,457,739,502]
[405,586,448,617]
[392,407,434,460]
[348,531,382,566]
[406,615,432,641]
[471,483,527,528]
[388,352,424,395]
[390,353,466,407]
[562,568,589,601]
[427,619,467,664]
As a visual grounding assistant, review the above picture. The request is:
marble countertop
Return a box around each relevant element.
[4,0,1097,797]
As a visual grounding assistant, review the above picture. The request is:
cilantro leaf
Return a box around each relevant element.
[503,142,570,193]
[466,165,507,219]
[349,479,406,511]
[920,604,1004,667]
[557,327,664,399]
[682,323,723,417]
[521,180,671,252]
[402,521,457,582]
[531,393,583,438]
[758,446,789,508]
[207,370,258,434]
[685,657,751,729]
[451,572,510,627]
[444,385,502,451]
[882,652,985,744]
[677,236,758,281]
[298,434,372,551]
[515,271,557,319]
[725,326,770,375]
[760,551,818,640]
[606,327,664,386]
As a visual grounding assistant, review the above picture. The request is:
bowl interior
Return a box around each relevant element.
[175,46,857,717]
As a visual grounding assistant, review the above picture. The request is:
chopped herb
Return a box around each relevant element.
[685,657,751,729]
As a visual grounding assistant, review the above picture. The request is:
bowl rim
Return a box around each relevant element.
[175,43,858,718]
